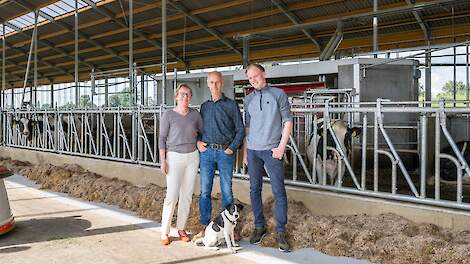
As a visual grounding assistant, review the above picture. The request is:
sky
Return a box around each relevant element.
[412,46,469,95]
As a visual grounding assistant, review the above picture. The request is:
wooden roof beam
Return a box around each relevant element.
[3,0,335,57]
[8,19,470,79]
[5,5,469,71]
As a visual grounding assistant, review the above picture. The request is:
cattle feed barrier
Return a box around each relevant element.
[1,99,470,212]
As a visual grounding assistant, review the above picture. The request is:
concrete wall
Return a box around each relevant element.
[2,146,470,231]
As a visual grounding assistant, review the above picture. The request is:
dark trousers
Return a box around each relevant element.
[247,149,287,232]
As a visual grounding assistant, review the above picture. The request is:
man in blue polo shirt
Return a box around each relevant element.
[243,63,293,252]
[195,71,244,240]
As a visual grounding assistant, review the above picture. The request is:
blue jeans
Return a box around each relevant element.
[247,149,287,232]
[199,148,235,225]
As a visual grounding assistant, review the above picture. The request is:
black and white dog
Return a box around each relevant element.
[194,203,243,254]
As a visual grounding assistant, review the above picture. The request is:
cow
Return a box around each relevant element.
[12,117,34,140]
[10,110,149,160]
[12,114,53,142]
[436,140,470,183]
[306,119,361,185]
[11,113,98,146]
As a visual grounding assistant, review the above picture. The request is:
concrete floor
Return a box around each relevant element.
[0,175,370,264]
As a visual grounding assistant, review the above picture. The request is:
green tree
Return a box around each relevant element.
[79,95,95,108]
[108,87,137,107]
[434,80,469,103]
[41,103,52,109]
[441,80,466,94]
[59,102,76,109]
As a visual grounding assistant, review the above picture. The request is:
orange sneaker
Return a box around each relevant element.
[160,236,170,246]
[178,230,191,242]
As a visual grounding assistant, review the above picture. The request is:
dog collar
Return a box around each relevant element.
[223,211,237,225]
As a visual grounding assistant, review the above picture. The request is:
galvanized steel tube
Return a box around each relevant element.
[162,0,167,105]
[129,0,134,105]
[322,112,328,185]
[420,114,427,198]
[312,115,317,184]
[75,0,79,107]
[377,149,396,194]
[1,23,5,109]
[373,110,379,192]
[361,114,367,190]
[33,10,38,107]
[373,0,378,56]
[440,153,462,203]
[435,113,441,200]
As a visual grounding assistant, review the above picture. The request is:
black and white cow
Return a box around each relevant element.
[306,119,361,185]
[12,115,52,141]
[11,114,83,142]
[437,141,470,183]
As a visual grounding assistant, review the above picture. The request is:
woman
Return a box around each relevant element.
[159,84,202,245]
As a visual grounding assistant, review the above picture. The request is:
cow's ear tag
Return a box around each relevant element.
[351,131,357,137]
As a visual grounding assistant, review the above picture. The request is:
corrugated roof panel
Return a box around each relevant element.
[179,0,222,10]
[428,16,470,28]
[8,12,46,30]
[215,13,291,36]
[379,12,414,24]
[0,26,15,36]
[2,0,103,34]
[40,0,95,18]
[193,0,267,25]
[378,23,421,35]
[420,1,470,17]
[1,0,470,85]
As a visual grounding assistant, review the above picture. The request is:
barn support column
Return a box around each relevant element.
[50,83,54,108]
[141,74,145,106]
[34,10,38,107]
[425,50,431,102]
[453,45,457,104]
[242,36,250,68]
[129,0,135,106]
[104,78,109,107]
[75,0,80,107]
[373,0,378,58]
[1,23,5,109]
[22,10,38,107]
[466,44,469,102]
[162,0,167,105]
[33,10,38,107]
[91,68,95,106]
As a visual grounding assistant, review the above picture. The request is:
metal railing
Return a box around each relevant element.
[1,99,470,211]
